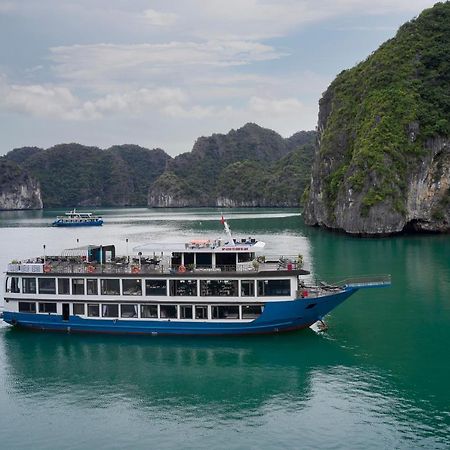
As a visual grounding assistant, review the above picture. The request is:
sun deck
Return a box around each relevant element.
[7,256,308,277]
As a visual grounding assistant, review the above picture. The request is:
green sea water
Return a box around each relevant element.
[0,208,449,449]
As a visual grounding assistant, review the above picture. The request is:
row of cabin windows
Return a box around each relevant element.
[9,277,291,297]
[17,301,264,320]
[171,251,255,268]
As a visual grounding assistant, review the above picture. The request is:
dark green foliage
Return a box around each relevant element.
[5,144,170,207]
[4,147,42,165]
[319,2,450,214]
[0,158,34,188]
[151,123,316,206]
[265,143,315,205]
[150,171,195,199]
[5,124,315,208]
[216,160,270,204]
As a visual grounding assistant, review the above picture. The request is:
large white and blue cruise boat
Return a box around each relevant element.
[1,220,390,336]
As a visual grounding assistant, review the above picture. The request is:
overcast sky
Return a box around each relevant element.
[0,0,438,156]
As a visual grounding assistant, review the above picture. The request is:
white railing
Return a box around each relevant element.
[336,274,391,288]
[7,263,44,273]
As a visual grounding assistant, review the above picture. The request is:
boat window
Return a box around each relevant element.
[183,253,194,267]
[73,303,85,315]
[211,305,240,320]
[160,304,177,319]
[200,280,238,296]
[6,276,20,293]
[238,252,253,263]
[38,278,56,295]
[102,304,119,318]
[100,279,120,295]
[180,305,193,319]
[241,280,255,297]
[87,304,100,317]
[195,305,208,319]
[145,279,167,296]
[195,252,212,268]
[122,279,142,296]
[171,252,182,268]
[72,278,85,295]
[58,278,70,295]
[216,253,236,271]
[170,279,198,296]
[22,278,36,294]
[141,304,158,318]
[257,279,291,296]
[242,305,264,319]
[18,301,36,313]
[87,279,98,295]
[38,302,57,313]
[121,304,138,318]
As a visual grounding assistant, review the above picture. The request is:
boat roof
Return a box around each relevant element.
[134,238,265,254]
[135,218,265,254]
[65,212,92,216]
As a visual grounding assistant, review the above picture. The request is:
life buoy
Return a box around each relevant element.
[178,264,186,273]
[43,264,52,273]
[87,265,95,273]
[132,266,140,274]
[301,290,309,298]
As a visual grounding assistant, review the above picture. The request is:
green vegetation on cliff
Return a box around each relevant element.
[149,124,315,207]
[0,158,43,209]
[319,2,450,216]
[5,144,170,207]
[0,158,33,189]
[4,124,315,208]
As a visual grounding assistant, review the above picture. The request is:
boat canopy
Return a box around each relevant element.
[61,244,116,263]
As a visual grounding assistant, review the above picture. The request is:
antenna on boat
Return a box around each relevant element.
[221,214,233,242]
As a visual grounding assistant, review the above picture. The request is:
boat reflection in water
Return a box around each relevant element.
[3,328,334,413]
[1,327,448,450]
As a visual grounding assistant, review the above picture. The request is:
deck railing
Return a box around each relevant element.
[331,274,391,288]
[7,255,304,276]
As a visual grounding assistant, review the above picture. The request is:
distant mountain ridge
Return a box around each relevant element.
[148,123,316,207]
[1,123,316,209]
[4,144,170,208]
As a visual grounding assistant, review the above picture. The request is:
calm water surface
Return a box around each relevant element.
[0,208,449,449]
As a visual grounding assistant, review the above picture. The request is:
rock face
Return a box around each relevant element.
[148,123,315,207]
[304,3,450,235]
[405,137,450,232]
[0,159,43,210]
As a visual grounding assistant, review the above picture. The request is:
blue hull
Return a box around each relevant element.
[52,221,103,227]
[2,288,357,336]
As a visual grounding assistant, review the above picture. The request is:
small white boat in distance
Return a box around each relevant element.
[52,209,103,227]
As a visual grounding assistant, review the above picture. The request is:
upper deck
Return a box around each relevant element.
[55,210,101,220]
[6,219,308,278]
[6,254,308,278]
[6,233,307,278]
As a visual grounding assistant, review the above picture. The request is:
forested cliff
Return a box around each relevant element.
[304,2,450,235]
[4,144,170,208]
[0,159,43,210]
[148,123,315,207]
[1,124,315,209]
